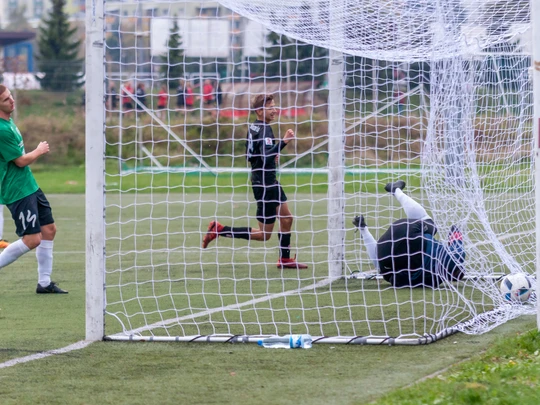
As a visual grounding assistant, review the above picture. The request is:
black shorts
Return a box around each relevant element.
[7,189,55,237]
[252,182,287,225]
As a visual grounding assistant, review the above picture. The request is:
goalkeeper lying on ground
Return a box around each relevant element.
[353,180,465,288]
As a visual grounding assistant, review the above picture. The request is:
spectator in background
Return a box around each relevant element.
[394,88,406,115]
[185,81,195,111]
[176,79,186,113]
[215,80,223,109]
[157,84,168,119]
[121,81,134,113]
[110,85,118,110]
[202,79,216,117]
[136,83,146,112]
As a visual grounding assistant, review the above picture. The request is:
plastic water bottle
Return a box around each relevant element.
[257,334,312,349]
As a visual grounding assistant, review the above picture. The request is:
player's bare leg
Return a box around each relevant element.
[250,222,274,241]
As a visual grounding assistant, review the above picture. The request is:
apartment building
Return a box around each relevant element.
[0,0,85,28]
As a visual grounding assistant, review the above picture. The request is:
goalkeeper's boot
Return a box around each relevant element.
[352,215,366,232]
[0,239,9,249]
[202,220,224,249]
[384,180,406,194]
[36,281,68,294]
[448,225,463,244]
[447,225,466,280]
[277,255,308,269]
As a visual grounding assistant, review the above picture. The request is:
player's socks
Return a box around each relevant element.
[36,240,54,287]
[394,188,431,220]
[0,239,30,268]
[278,233,291,259]
[220,226,251,240]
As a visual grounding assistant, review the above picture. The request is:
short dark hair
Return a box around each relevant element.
[0,85,6,96]
[251,94,274,110]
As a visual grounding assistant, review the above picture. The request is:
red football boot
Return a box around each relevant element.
[448,225,463,245]
[277,255,308,269]
[202,221,224,249]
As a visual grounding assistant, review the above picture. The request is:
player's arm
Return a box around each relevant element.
[12,141,50,168]
[282,129,295,144]
[261,127,289,164]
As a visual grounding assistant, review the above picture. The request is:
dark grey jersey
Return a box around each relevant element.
[245,120,286,185]
[376,218,437,274]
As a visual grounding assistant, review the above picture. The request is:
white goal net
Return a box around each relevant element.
[85,0,536,344]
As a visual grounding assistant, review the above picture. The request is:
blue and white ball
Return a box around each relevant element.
[500,273,532,303]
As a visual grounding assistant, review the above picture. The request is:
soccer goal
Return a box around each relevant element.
[86,0,539,344]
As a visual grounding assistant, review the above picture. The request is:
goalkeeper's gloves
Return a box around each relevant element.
[352,215,366,232]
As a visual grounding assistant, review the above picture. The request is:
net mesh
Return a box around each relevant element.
[99,0,535,343]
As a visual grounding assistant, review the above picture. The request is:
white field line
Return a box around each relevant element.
[0,340,93,369]
[111,277,336,337]
[0,278,335,369]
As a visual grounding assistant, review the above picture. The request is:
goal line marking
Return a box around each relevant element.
[110,277,336,337]
[0,340,93,369]
[0,278,336,368]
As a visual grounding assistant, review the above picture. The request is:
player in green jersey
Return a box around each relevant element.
[0,85,67,293]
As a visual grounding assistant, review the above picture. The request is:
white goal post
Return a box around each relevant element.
[533,0,540,330]
[86,0,538,344]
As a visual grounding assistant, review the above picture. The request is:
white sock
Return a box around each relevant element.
[394,188,431,220]
[36,240,54,287]
[0,239,31,268]
[360,227,379,269]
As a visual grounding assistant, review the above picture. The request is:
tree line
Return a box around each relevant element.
[2,0,83,92]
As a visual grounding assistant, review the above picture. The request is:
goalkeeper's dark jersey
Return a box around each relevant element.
[245,120,286,185]
[376,218,437,275]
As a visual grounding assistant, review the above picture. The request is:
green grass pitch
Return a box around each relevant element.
[0,183,534,404]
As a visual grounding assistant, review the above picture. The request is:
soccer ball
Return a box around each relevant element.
[500,273,532,303]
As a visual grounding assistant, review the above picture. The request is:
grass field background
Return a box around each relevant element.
[0,201,534,405]
[0,191,536,404]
